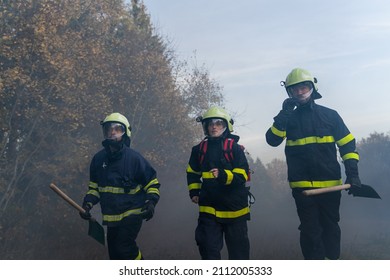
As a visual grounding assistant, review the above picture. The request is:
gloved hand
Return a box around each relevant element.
[141,200,155,221]
[344,159,361,195]
[214,168,227,184]
[346,176,362,195]
[79,202,92,220]
[282,98,298,112]
[273,98,297,130]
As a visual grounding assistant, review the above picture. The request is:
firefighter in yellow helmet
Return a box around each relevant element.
[266,68,361,260]
[80,112,161,260]
[186,106,251,259]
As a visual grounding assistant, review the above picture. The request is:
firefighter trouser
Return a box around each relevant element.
[195,216,250,260]
[107,216,143,260]
[292,189,341,260]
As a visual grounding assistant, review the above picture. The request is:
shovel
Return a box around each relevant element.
[49,183,105,245]
[302,183,381,199]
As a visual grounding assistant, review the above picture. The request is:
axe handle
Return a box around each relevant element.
[303,184,351,196]
[50,183,85,213]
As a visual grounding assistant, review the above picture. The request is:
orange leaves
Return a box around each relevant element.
[0,0,223,205]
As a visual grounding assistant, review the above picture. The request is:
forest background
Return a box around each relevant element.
[1,0,389,260]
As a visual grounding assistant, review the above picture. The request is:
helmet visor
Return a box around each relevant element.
[208,119,226,128]
[204,118,227,137]
[286,81,313,96]
[102,122,125,140]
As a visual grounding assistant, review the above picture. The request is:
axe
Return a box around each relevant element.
[49,183,105,245]
[302,183,381,199]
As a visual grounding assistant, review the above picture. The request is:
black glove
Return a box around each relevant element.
[346,176,362,188]
[189,189,200,200]
[346,176,362,195]
[273,98,298,130]
[141,200,155,221]
[215,168,227,184]
[344,159,362,195]
[79,202,92,220]
[282,98,298,112]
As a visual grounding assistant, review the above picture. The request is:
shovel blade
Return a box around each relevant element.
[88,219,105,246]
[349,184,381,199]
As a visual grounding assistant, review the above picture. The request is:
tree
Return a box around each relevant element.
[178,52,224,119]
[0,0,225,259]
[357,132,390,198]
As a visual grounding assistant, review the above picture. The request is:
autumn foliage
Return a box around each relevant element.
[1,0,390,260]
[0,0,222,259]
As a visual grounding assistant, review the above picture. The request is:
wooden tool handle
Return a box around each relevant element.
[50,183,85,213]
[303,184,351,196]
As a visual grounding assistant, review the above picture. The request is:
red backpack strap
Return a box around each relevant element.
[224,138,251,182]
[199,139,208,165]
[223,138,234,162]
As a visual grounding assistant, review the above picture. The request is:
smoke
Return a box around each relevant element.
[137,163,390,260]
[2,148,389,260]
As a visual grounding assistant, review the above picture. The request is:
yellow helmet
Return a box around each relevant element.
[281,68,322,99]
[100,112,132,138]
[196,106,234,135]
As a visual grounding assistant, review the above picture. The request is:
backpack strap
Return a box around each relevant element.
[199,137,240,165]
[225,138,251,182]
[198,138,208,165]
[223,138,235,162]
[223,138,252,182]
[199,137,252,183]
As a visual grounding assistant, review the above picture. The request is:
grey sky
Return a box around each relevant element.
[142,0,390,163]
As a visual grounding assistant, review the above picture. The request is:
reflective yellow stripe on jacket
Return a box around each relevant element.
[98,185,142,194]
[87,181,100,198]
[233,168,249,182]
[102,208,143,223]
[199,206,250,219]
[286,133,359,161]
[286,136,335,146]
[342,152,359,161]
[336,134,354,146]
[201,168,248,185]
[134,250,142,260]
[186,164,201,175]
[188,182,201,191]
[289,179,343,188]
[271,125,286,138]
[144,178,160,196]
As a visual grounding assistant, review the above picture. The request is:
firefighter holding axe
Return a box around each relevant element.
[79,112,160,259]
[50,113,160,260]
[265,68,379,260]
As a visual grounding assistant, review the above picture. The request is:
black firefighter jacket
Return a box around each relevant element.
[84,146,160,226]
[186,134,250,223]
[266,100,359,189]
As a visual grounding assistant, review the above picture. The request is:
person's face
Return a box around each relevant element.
[289,82,312,104]
[207,119,226,137]
[103,122,125,141]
